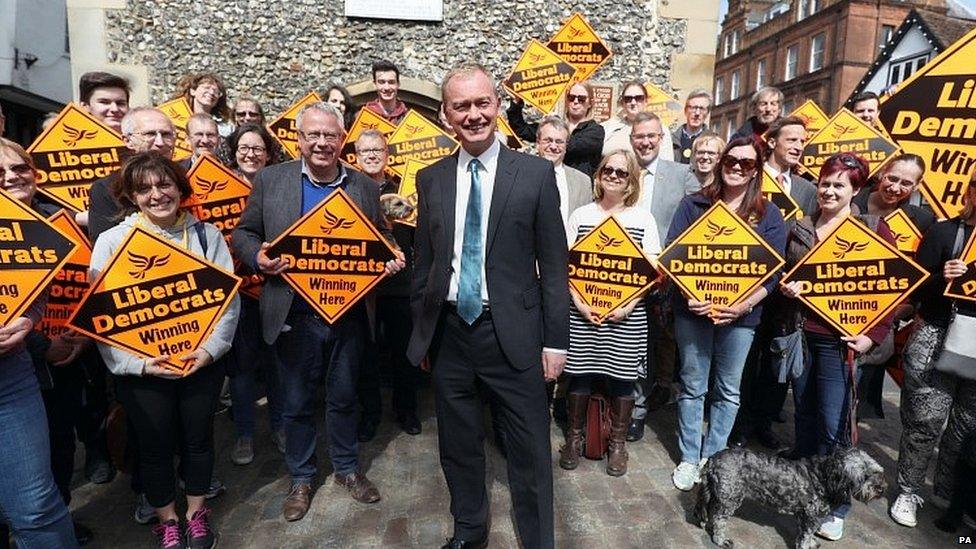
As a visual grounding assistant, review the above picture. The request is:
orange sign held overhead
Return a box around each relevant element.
[879,26,976,219]
[394,159,429,228]
[788,99,829,137]
[38,211,92,338]
[339,108,397,168]
[0,189,79,326]
[761,170,803,221]
[884,209,923,254]
[567,215,658,322]
[495,116,524,149]
[945,227,976,302]
[68,227,241,375]
[644,83,683,128]
[266,189,396,323]
[385,110,458,177]
[781,216,928,337]
[157,97,193,161]
[545,13,612,82]
[267,92,323,159]
[801,108,900,180]
[503,39,579,114]
[27,104,126,212]
[657,201,784,310]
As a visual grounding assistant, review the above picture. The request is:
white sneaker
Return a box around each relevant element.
[816,515,844,541]
[672,462,700,491]
[889,492,923,527]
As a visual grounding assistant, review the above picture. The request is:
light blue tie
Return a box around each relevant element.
[457,158,484,324]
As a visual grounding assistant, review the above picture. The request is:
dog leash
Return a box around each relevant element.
[846,348,859,446]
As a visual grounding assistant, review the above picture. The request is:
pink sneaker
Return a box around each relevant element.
[152,519,184,548]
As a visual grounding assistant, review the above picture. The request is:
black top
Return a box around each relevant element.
[914,219,976,328]
[852,186,936,236]
[505,102,604,177]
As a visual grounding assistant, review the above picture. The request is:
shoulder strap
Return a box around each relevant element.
[194,223,208,257]
[952,218,967,258]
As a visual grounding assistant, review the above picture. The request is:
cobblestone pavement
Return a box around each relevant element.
[69,378,959,548]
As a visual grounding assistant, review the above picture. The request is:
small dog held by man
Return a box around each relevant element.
[695,447,887,549]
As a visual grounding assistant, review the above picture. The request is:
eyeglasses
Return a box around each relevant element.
[235,111,261,119]
[694,150,719,157]
[566,94,588,104]
[128,130,176,142]
[631,132,662,142]
[299,131,342,144]
[189,131,218,140]
[356,147,386,156]
[133,180,177,196]
[880,173,917,187]
[538,137,566,146]
[0,163,32,180]
[237,145,267,156]
[600,166,630,179]
[686,105,709,112]
[622,94,646,103]
[722,156,758,172]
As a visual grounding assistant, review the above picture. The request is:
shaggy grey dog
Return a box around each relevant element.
[695,447,887,549]
[379,193,415,224]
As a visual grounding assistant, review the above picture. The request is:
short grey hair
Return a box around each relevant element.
[186,112,217,132]
[537,115,570,139]
[120,106,173,136]
[355,129,387,148]
[750,86,784,111]
[295,102,344,131]
[631,111,662,127]
[441,62,497,103]
[685,89,712,108]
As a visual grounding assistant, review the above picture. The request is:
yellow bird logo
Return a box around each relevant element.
[528,52,545,64]
[568,26,586,38]
[704,220,735,242]
[894,232,911,244]
[830,123,858,140]
[193,178,228,200]
[403,124,422,137]
[594,231,622,251]
[832,236,869,259]
[319,210,355,235]
[62,125,98,147]
[127,251,170,279]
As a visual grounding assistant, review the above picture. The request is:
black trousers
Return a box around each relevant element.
[358,296,418,419]
[432,309,553,549]
[737,322,789,434]
[41,362,85,507]
[115,361,223,508]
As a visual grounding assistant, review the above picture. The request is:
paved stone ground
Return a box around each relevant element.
[69,377,960,548]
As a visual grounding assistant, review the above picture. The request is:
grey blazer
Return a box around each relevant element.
[563,165,593,216]
[789,173,818,218]
[636,158,700,242]
[231,159,392,344]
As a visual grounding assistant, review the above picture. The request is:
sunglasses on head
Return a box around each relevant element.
[838,154,860,169]
[600,166,629,179]
[722,156,758,172]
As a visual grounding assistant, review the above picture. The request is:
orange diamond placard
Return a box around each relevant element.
[495,116,524,149]
[503,39,579,114]
[265,189,396,323]
[568,215,658,322]
[67,227,241,375]
[546,13,612,82]
[761,170,803,221]
[386,110,457,178]
[27,104,126,212]
[395,159,429,228]
[38,211,92,338]
[788,99,829,137]
[945,227,976,302]
[644,83,683,128]
[801,108,901,180]
[157,97,193,161]
[658,201,784,309]
[339,108,398,169]
[781,216,928,337]
[0,189,79,325]
[884,209,923,254]
[267,91,322,159]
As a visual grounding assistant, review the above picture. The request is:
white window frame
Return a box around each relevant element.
[756,58,767,88]
[888,53,930,87]
[730,70,741,100]
[715,76,725,105]
[810,33,825,71]
[785,44,799,80]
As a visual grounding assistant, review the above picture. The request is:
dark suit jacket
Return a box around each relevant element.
[231,160,392,344]
[788,173,818,219]
[407,146,570,370]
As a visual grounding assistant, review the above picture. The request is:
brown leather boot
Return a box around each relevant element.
[558,393,590,470]
[607,396,635,476]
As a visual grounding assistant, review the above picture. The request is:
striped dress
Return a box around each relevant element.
[565,203,661,381]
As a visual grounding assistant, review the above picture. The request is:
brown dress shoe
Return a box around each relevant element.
[282,483,312,521]
[335,472,381,503]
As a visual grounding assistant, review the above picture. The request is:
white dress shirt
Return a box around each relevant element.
[553,164,570,224]
[447,139,500,304]
[764,163,793,195]
[637,156,660,210]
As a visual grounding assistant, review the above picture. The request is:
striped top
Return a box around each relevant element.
[565,203,661,381]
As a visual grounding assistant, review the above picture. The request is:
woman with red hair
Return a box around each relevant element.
[778,152,897,541]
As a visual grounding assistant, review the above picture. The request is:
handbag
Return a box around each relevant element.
[583,394,611,460]
[934,221,976,380]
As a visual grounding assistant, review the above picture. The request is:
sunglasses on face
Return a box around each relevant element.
[622,95,646,103]
[566,94,588,104]
[722,156,758,172]
[600,166,629,179]
[236,111,261,118]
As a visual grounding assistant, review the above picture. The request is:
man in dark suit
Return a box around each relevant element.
[232,103,403,522]
[407,63,569,549]
[763,115,818,218]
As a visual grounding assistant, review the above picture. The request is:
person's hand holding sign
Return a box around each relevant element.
[606,298,638,323]
[385,249,406,276]
[841,335,874,354]
[179,348,214,377]
[570,290,601,325]
[46,330,91,366]
[687,298,712,317]
[945,258,968,280]
[256,242,289,275]
[0,318,34,354]
[141,355,180,379]
[709,302,750,326]
[780,280,803,299]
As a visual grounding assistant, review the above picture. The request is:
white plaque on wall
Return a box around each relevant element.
[344,0,444,22]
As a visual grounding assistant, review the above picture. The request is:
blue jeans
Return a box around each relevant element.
[793,331,855,518]
[274,308,365,481]
[674,313,756,464]
[228,299,282,437]
[0,351,78,548]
